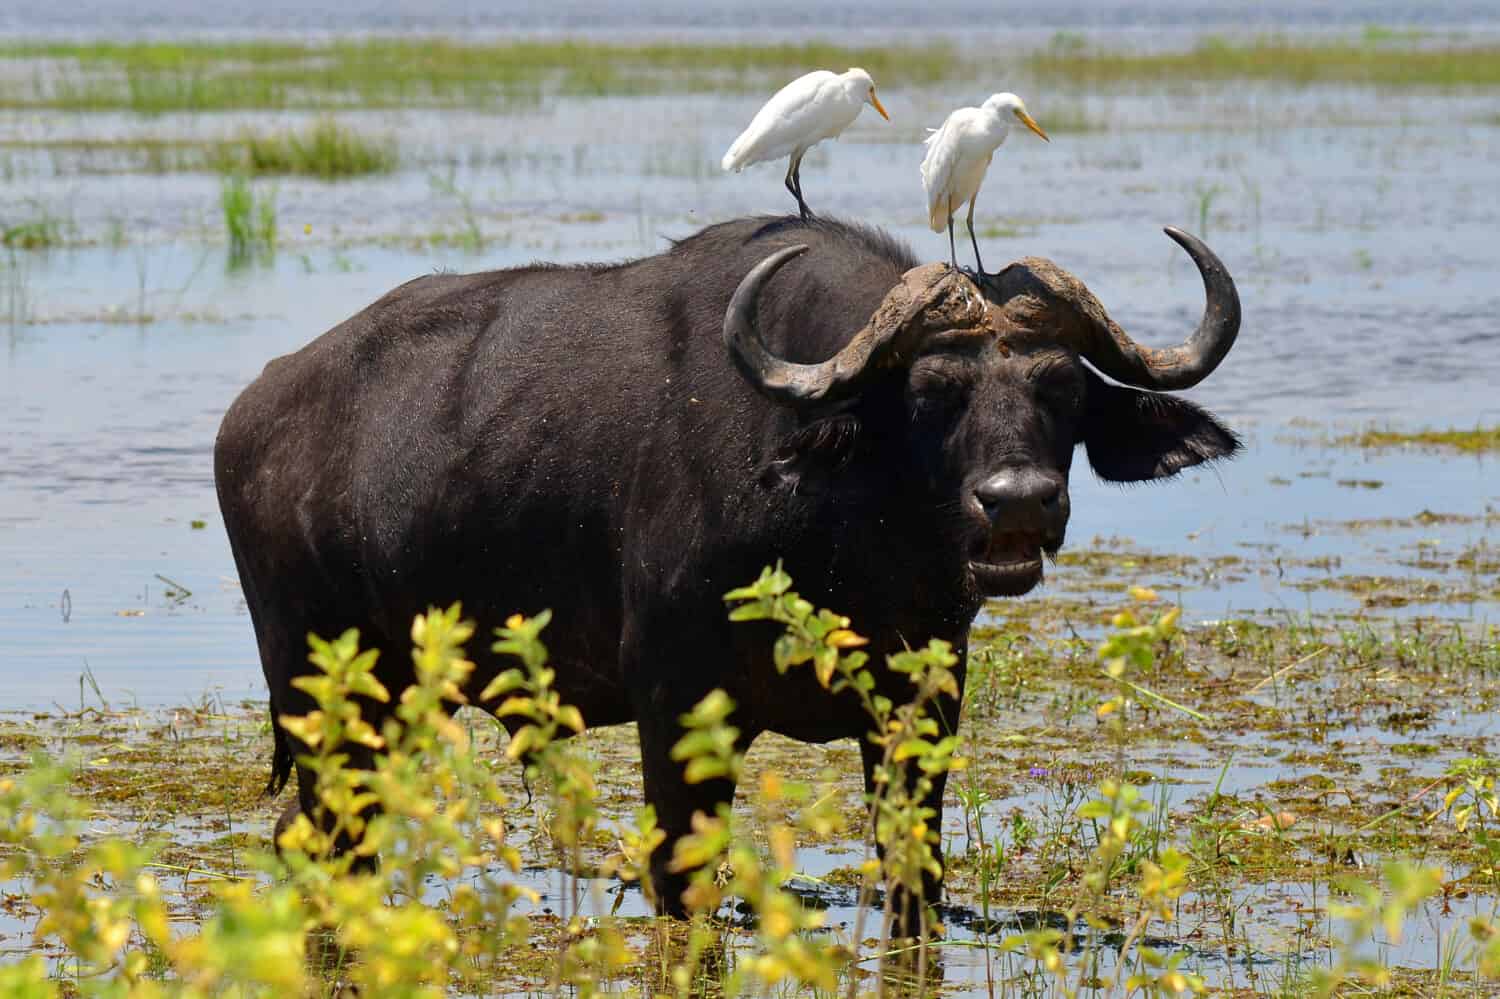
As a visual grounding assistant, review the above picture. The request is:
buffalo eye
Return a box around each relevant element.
[1035,365,1084,415]
[907,362,971,419]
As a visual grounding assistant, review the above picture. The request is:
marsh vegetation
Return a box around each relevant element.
[5,558,1500,995]
[1,33,1498,115]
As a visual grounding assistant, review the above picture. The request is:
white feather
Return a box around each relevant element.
[721,68,889,206]
[920,93,1046,235]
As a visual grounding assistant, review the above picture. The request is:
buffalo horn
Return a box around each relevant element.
[723,245,960,407]
[1066,227,1241,391]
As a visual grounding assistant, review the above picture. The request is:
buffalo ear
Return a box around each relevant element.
[759,414,861,493]
[1081,371,1240,483]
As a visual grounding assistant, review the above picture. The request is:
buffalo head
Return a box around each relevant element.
[723,229,1241,598]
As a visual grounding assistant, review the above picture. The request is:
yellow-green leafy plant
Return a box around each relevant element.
[8,572,1492,997]
[724,563,966,961]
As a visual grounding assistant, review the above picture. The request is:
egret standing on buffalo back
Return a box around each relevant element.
[921,92,1049,275]
[722,68,891,220]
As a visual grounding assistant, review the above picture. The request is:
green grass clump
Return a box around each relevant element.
[220,175,276,266]
[1339,426,1500,454]
[2,217,62,249]
[1024,34,1500,88]
[212,118,395,178]
[0,38,960,113]
[1,200,68,249]
[3,35,1495,115]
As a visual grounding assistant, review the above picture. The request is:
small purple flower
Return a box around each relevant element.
[1028,766,1051,779]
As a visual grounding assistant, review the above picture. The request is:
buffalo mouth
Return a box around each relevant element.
[969,532,1047,597]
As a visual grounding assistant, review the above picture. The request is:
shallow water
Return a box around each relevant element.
[3,71,1498,707]
[6,0,1500,45]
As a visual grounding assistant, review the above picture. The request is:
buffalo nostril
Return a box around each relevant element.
[974,473,1016,520]
[975,470,1062,524]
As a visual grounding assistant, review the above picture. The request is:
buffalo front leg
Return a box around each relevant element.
[276,743,384,871]
[634,699,749,917]
[270,682,390,869]
[860,737,950,939]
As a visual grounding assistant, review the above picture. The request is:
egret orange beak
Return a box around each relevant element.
[1016,109,1049,142]
[869,91,890,121]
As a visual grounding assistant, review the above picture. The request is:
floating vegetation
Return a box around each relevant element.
[0,38,961,112]
[1,122,393,179]
[1335,425,1500,454]
[1026,34,1500,89]
[2,34,1496,114]
[1,203,68,249]
[3,582,1500,994]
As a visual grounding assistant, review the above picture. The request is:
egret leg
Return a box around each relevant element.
[966,198,985,276]
[786,158,810,219]
[790,153,811,221]
[944,195,959,271]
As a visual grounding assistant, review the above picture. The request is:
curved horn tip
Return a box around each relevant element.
[764,243,810,267]
[1162,225,1198,251]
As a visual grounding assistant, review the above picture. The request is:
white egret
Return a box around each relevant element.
[920,92,1049,274]
[722,68,890,220]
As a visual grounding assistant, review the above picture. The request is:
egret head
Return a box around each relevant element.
[982,92,1049,142]
[845,67,890,121]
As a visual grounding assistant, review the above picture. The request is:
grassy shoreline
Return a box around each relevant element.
[1,35,1497,113]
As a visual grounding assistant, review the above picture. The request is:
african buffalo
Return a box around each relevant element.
[214,215,1241,916]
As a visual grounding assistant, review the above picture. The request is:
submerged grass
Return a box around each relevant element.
[1335,425,1500,454]
[220,175,276,267]
[1025,34,1500,88]
[5,586,1500,994]
[1,33,1497,114]
[1,200,69,249]
[2,121,393,178]
[0,38,960,112]
[211,118,396,178]
[1,216,63,250]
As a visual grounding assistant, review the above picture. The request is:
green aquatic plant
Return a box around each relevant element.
[220,175,277,267]
[1,219,62,250]
[1,199,70,250]
[0,38,961,113]
[6,32,1495,116]
[428,168,485,252]
[6,575,1500,994]
[1337,425,1500,454]
[213,118,396,178]
[1024,34,1500,88]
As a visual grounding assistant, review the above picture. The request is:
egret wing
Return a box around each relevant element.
[920,113,966,231]
[723,71,836,170]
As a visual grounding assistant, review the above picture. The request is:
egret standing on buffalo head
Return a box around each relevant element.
[722,68,890,220]
[921,92,1049,275]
